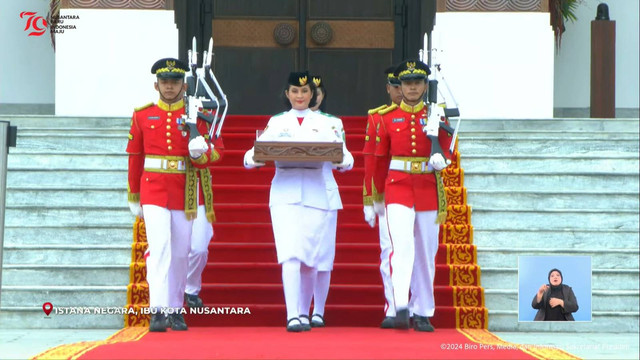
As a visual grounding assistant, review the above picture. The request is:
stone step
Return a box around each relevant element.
[4,116,638,132]
[16,134,128,153]
[477,248,639,270]
[459,155,639,174]
[2,245,131,265]
[485,289,639,312]
[3,207,132,227]
[481,268,640,291]
[487,310,639,332]
[458,138,639,155]
[6,189,127,207]
[0,307,123,329]
[2,226,132,246]
[1,116,129,128]
[471,208,639,231]
[0,285,127,307]
[1,265,129,286]
[7,170,127,187]
[454,118,640,132]
[467,190,639,210]
[465,172,639,192]
[8,152,638,173]
[473,229,639,249]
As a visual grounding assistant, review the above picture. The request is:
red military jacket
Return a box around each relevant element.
[362,104,389,206]
[373,101,452,211]
[126,99,224,212]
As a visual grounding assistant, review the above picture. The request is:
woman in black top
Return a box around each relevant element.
[532,268,579,321]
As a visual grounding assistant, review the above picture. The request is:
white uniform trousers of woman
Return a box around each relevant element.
[386,204,439,317]
[186,205,213,297]
[143,204,198,311]
[377,211,396,317]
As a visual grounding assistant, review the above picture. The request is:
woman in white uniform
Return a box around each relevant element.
[243,71,353,332]
[303,76,353,327]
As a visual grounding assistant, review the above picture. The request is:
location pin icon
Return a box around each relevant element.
[43,302,53,316]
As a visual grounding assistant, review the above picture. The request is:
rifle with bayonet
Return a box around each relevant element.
[182,36,229,142]
[419,33,461,167]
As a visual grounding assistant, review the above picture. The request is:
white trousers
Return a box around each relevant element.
[386,204,439,317]
[377,212,396,317]
[143,205,193,309]
[186,205,213,295]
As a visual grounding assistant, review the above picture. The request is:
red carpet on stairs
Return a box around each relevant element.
[33,327,580,360]
[124,114,487,329]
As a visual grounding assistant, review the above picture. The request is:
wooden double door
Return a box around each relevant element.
[175,0,433,115]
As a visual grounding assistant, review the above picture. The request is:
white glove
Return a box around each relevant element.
[188,136,209,158]
[128,201,143,218]
[428,153,449,171]
[243,148,265,169]
[363,206,376,228]
[373,201,385,216]
[334,151,354,172]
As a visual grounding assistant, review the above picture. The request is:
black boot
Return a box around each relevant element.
[413,315,434,332]
[168,313,188,331]
[184,293,204,308]
[380,316,395,329]
[394,309,410,329]
[149,313,167,332]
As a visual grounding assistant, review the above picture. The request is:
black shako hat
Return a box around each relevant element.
[395,59,431,81]
[384,65,401,86]
[151,58,189,79]
[288,71,311,87]
[312,75,323,88]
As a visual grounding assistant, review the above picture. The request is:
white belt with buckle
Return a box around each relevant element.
[389,159,431,174]
[144,158,186,171]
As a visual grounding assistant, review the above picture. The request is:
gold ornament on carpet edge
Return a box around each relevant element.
[459,329,581,360]
[449,265,480,286]
[453,286,484,307]
[442,168,463,187]
[127,283,149,305]
[446,244,477,265]
[129,262,147,284]
[456,307,488,329]
[444,187,466,206]
[440,224,473,244]
[131,242,148,263]
[445,205,471,225]
[134,217,147,242]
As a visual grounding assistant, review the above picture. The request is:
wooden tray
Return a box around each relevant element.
[253,141,343,162]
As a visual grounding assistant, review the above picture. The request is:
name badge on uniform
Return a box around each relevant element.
[148,116,160,120]
[392,118,404,123]
[420,117,427,126]
[278,128,292,138]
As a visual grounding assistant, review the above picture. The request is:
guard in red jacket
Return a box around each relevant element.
[362,65,403,328]
[373,59,452,331]
[126,58,224,332]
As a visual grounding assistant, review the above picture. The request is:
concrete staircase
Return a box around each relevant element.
[1,115,638,331]
[1,116,131,328]
[458,118,640,332]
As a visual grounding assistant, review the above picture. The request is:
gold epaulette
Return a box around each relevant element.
[378,104,398,115]
[368,104,387,115]
[134,102,154,112]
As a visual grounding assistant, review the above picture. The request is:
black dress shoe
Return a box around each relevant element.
[380,316,395,329]
[286,318,304,332]
[394,309,410,329]
[310,314,325,328]
[413,315,434,332]
[168,313,188,331]
[299,315,312,331]
[149,313,167,332]
[184,293,204,308]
